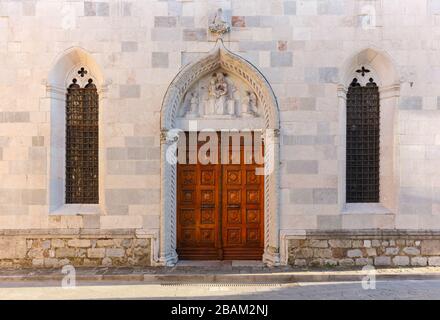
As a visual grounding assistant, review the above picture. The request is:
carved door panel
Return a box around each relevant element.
[177,162,222,260]
[177,133,264,260]
[221,141,264,260]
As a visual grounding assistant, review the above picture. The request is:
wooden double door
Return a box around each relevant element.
[177,133,264,260]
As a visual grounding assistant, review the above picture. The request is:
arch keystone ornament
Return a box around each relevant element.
[159,39,281,266]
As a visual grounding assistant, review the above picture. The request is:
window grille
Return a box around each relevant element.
[346,77,380,203]
[65,76,99,204]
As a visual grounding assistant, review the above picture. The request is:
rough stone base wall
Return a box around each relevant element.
[0,229,151,268]
[288,231,440,268]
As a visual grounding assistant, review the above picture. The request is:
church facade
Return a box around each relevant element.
[1,0,440,268]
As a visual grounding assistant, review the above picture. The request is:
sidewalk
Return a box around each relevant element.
[1,261,440,284]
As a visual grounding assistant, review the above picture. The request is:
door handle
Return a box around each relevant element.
[227,204,240,209]
[201,204,215,209]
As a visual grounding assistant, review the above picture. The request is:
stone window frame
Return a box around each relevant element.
[47,47,107,216]
[159,39,281,266]
[338,48,400,216]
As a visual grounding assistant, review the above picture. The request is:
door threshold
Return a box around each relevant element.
[176,260,264,268]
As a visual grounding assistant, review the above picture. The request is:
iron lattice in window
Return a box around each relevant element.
[66,77,99,204]
[346,77,380,203]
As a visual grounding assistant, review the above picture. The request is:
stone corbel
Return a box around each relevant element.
[337,84,348,99]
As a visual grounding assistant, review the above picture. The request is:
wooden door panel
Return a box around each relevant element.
[177,161,221,260]
[177,132,264,261]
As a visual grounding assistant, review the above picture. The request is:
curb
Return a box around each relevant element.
[1,272,440,284]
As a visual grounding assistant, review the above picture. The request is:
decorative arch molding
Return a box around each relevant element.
[337,48,401,215]
[159,39,281,266]
[48,47,105,93]
[47,47,107,215]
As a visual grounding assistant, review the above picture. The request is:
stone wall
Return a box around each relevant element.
[288,231,440,268]
[4,0,440,263]
[0,229,151,268]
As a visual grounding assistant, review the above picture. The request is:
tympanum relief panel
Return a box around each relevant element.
[177,70,261,121]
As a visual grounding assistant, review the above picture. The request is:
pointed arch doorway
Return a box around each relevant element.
[159,40,281,266]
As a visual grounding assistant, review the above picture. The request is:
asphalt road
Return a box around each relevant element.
[0,279,439,299]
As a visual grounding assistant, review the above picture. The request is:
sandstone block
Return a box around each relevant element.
[314,248,332,258]
[372,240,381,247]
[106,248,125,258]
[366,248,377,257]
[67,239,91,248]
[102,257,112,266]
[32,258,44,267]
[385,247,399,256]
[0,238,26,259]
[355,258,372,266]
[421,240,440,255]
[88,248,106,259]
[56,248,76,258]
[51,239,64,248]
[44,258,59,268]
[352,240,363,247]
[411,257,428,266]
[134,239,149,248]
[347,249,363,258]
[309,240,328,248]
[339,258,354,266]
[328,239,351,248]
[294,259,307,266]
[324,259,337,266]
[403,247,420,256]
[428,257,440,266]
[292,248,313,258]
[97,240,115,247]
[393,256,410,266]
[375,256,391,266]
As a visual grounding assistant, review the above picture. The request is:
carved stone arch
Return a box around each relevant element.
[47,47,107,214]
[159,39,281,266]
[48,46,105,92]
[338,48,400,215]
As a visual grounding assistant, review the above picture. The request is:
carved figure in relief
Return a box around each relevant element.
[214,72,228,115]
[186,92,199,118]
[206,76,218,115]
[241,91,259,117]
[178,72,262,119]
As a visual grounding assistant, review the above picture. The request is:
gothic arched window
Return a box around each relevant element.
[65,74,99,203]
[346,71,380,203]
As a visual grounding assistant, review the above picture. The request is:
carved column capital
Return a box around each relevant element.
[261,128,280,143]
[160,129,179,145]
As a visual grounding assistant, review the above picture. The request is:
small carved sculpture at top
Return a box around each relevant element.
[209,8,230,36]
